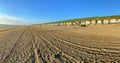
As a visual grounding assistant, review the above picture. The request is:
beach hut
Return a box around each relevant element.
[85,21,91,25]
[91,20,96,24]
[96,20,102,24]
[110,19,117,24]
[103,19,109,24]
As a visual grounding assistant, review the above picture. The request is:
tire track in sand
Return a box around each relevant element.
[33,29,80,63]
[3,27,26,63]
[46,32,120,54]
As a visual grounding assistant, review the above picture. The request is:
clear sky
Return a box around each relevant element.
[0,0,120,24]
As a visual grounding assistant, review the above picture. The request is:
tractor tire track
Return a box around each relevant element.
[35,27,120,63]
[46,32,120,54]
[3,27,26,63]
[32,27,80,63]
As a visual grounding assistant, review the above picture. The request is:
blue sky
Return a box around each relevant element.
[0,0,120,24]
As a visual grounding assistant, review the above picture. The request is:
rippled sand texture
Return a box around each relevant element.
[0,24,120,63]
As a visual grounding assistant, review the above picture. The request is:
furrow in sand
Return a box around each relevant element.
[39,34,79,62]
[3,27,26,63]
[31,27,79,63]
[47,32,120,54]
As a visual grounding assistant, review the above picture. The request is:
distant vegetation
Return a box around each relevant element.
[42,15,120,24]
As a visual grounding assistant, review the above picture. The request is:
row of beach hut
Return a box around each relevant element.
[42,19,120,26]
